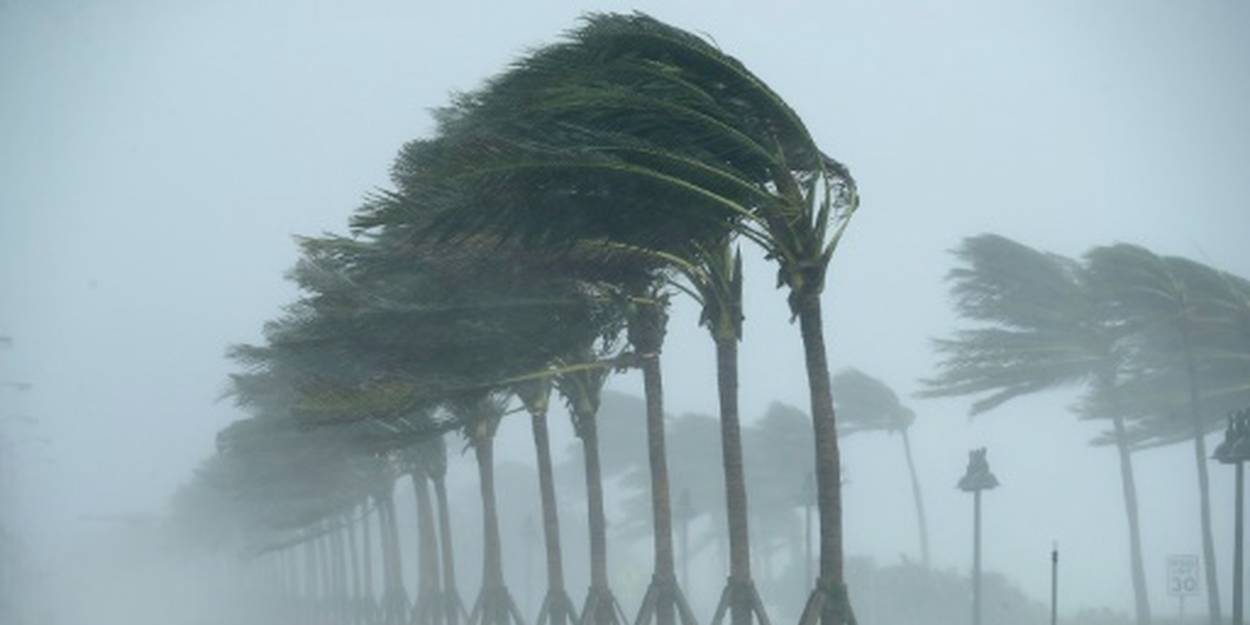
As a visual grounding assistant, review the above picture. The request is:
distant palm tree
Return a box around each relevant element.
[1085,244,1250,625]
[832,368,929,568]
[921,234,1151,625]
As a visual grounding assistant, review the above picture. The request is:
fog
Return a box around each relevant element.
[2,1,1248,624]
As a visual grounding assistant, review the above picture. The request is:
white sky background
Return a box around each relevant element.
[1,0,1248,618]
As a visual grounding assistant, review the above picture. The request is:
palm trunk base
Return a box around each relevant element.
[709,577,771,625]
[356,595,380,625]
[442,588,472,625]
[415,589,449,625]
[535,588,581,625]
[578,586,628,625]
[468,585,528,625]
[634,575,699,625]
[797,580,857,625]
[381,587,411,625]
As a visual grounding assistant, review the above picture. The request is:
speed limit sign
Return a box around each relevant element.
[1167,555,1201,596]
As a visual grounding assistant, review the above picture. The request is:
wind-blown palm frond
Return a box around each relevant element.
[833,368,915,434]
[921,234,1111,415]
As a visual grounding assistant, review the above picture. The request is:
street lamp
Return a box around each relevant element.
[958,448,999,625]
[1214,408,1250,625]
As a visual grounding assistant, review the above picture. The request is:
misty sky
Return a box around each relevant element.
[2,0,1248,617]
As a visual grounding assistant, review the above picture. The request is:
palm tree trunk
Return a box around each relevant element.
[347,511,362,612]
[715,335,753,625]
[319,527,333,604]
[795,294,853,625]
[332,520,347,618]
[1183,339,1222,625]
[380,489,409,624]
[434,474,463,625]
[579,410,611,590]
[364,502,375,605]
[475,435,506,589]
[1110,413,1152,625]
[629,295,685,625]
[530,402,571,625]
[414,471,444,624]
[899,428,930,569]
[642,348,678,625]
[305,539,318,600]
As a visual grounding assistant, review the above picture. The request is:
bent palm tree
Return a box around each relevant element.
[368,16,860,622]
[921,234,1151,625]
[832,368,929,569]
[1085,244,1250,625]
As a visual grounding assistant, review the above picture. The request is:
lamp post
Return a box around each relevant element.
[958,448,999,625]
[1214,408,1250,625]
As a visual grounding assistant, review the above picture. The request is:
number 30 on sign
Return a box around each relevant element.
[1167,555,1201,596]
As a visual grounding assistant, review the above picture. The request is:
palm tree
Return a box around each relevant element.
[383,134,695,625]
[380,17,860,621]
[555,337,630,625]
[745,402,816,609]
[1085,244,1250,625]
[646,239,767,625]
[832,368,929,568]
[920,234,1151,625]
[515,377,580,625]
[404,440,445,625]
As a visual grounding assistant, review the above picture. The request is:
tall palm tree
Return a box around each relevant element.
[378,17,860,621]
[641,239,767,625]
[404,441,445,625]
[920,234,1151,625]
[832,368,929,568]
[515,377,580,625]
[1085,244,1250,625]
[745,402,816,605]
[383,135,693,625]
[555,337,630,625]
[451,393,529,625]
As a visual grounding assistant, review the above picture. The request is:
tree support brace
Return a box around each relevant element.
[709,578,770,625]
[797,578,858,625]
[634,574,698,625]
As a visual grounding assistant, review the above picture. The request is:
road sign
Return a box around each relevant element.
[1167,554,1201,597]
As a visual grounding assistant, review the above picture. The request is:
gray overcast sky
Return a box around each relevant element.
[2,0,1248,616]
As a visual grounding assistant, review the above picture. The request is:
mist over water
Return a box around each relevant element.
[2,2,1248,625]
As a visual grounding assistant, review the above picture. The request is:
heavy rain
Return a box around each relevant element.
[1,3,1248,625]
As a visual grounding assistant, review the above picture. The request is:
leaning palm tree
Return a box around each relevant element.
[382,134,691,625]
[369,15,860,622]
[832,368,929,569]
[1085,244,1250,625]
[920,234,1152,625]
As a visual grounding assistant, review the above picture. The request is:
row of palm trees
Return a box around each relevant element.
[191,12,860,625]
[923,234,1250,625]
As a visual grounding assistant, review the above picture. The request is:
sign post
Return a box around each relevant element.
[1167,554,1201,624]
